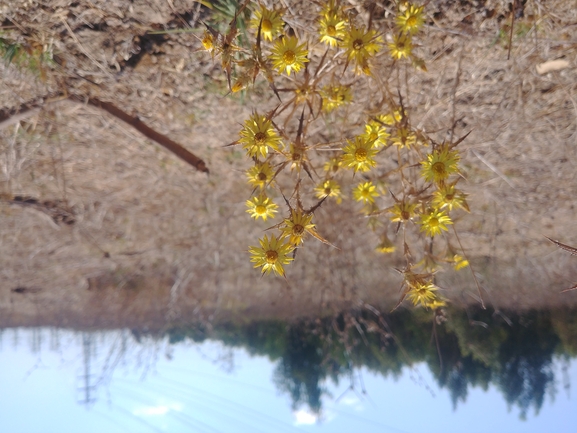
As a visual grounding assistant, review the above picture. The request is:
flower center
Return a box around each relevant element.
[257,172,267,181]
[255,205,267,215]
[283,50,296,65]
[293,224,304,235]
[353,39,363,50]
[327,25,336,36]
[407,16,417,27]
[431,161,447,176]
[265,250,278,263]
[254,132,267,145]
[428,217,439,227]
[262,18,272,33]
[324,187,331,195]
[445,193,454,201]
[355,148,368,161]
[401,210,410,220]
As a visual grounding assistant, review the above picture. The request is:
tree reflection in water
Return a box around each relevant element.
[167,306,575,419]
[2,305,574,422]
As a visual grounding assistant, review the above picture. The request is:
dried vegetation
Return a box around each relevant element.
[1,0,577,328]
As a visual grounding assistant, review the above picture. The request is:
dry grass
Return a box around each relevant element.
[1,0,577,328]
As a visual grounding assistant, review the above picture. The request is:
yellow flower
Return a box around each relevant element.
[319,14,346,47]
[419,208,453,237]
[270,36,309,76]
[342,136,378,172]
[321,0,342,18]
[353,181,379,204]
[320,84,352,112]
[281,209,315,245]
[388,33,412,59]
[428,298,447,309]
[390,201,418,223]
[314,179,343,203]
[343,25,382,74]
[246,161,275,189]
[239,113,282,158]
[249,234,294,277]
[407,282,439,308]
[391,125,417,148]
[421,145,460,185]
[201,30,214,51]
[246,195,278,221]
[396,3,425,35]
[250,6,284,41]
[452,254,469,270]
[432,184,469,212]
[362,119,389,148]
[323,156,343,173]
[376,233,395,253]
[380,110,402,126]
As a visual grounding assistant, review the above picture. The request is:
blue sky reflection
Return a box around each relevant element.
[0,328,575,433]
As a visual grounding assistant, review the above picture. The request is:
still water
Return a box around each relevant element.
[2,307,576,432]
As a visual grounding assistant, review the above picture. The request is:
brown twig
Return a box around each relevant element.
[77,97,209,173]
[0,95,209,173]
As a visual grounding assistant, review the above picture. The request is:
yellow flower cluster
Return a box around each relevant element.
[200,1,472,304]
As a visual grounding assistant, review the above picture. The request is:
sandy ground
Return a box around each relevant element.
[1,0,577,329]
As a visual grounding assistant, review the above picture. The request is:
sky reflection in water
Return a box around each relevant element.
[1,324,576,433]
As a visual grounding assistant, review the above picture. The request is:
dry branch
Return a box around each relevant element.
[78,97,210,174]
[0,95,209,173]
